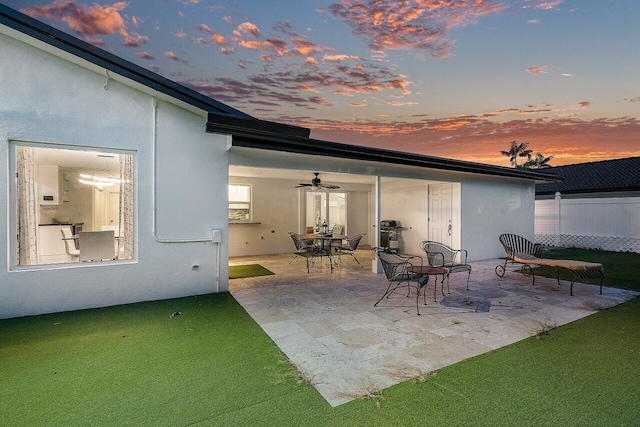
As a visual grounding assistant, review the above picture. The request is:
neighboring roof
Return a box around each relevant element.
[1,4,559,183]
[536,157,640,195]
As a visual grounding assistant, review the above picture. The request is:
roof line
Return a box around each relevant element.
[207,118,562,182]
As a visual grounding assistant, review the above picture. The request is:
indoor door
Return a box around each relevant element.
[428,183,452,246]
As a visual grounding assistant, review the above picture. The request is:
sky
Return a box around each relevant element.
[4,0,640,167]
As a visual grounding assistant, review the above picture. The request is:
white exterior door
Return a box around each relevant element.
[428,183,452,246]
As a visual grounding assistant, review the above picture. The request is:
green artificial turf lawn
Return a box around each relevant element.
[1,265,639,426]
[228,263,274,279]
[534,248,640,292]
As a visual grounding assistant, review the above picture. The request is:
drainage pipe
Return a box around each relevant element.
[151,98,220,292]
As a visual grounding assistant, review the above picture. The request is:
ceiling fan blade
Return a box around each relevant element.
[294,172,340,189]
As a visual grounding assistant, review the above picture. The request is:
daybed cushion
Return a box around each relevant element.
[513,254,602,272]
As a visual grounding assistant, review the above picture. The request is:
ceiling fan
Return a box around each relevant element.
[295,172,340,189]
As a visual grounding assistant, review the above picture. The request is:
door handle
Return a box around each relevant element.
[448,224,452,236]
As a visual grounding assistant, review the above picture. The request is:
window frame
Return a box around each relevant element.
[228,183,252,223]
[8,140,137,270]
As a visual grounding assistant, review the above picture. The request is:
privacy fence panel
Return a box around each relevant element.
[535,196,640,253]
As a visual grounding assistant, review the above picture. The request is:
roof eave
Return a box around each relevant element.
[206,121,563,182]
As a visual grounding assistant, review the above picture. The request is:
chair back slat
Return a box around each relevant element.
[374,248,410,280]
[498,234,544,259]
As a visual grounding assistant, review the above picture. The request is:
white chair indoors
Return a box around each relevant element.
[79,231,116,262]
[60,227,79,259]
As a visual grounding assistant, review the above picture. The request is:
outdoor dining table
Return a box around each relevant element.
[406,265,449,302]
[299,234,347,272]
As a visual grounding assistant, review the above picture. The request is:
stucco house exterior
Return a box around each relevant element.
[535,157,640,253]
[1,5,557,319]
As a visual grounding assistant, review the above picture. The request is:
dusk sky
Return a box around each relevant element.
[5,0,640,166]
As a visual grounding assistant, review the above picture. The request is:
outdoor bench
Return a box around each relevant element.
[495,233,603,296]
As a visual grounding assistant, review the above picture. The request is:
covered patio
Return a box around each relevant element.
[230,250,637,406]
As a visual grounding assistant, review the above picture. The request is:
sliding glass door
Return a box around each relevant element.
[305,191,346,234]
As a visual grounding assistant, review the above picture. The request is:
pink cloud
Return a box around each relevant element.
[524,0,564,10]
[195,23,227,45]
[525,65,549,74]
[164,51,189,64]
[237,22,260,37]
[175,30,188,39]
[137,51,155,60]
[327,0,508,56]
[322,54,361,61]
[23,0,147,47]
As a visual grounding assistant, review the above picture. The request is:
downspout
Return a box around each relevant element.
[151,98,221,292]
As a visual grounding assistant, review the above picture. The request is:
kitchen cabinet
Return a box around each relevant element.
[39,165,62,205]
[38,225,67,258]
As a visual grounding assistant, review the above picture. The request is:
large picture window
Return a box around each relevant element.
[12,144,135,267]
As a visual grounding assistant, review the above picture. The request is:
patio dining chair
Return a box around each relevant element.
[289,232,312,269]
[419,241,472,293]
[336,233,365,266]
[289,232,328,273]
[373,247,429,315]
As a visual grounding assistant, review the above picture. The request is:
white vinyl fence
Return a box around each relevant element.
[535,193,640,253]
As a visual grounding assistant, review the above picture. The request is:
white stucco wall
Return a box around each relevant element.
[460,177,536,261]
[1,30,229,319]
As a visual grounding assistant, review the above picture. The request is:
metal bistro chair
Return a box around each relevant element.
[336,233,365,266]
[289,232,331,273]
[419,241,472,293]
[373,247,429,315]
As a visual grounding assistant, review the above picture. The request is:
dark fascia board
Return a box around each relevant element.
[207,119,562,182]
[0,5,252,119]
[207,113,311,139]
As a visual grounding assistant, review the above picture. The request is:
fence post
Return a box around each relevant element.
[554,191,562,247]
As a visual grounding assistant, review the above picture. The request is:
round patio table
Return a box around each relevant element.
[406,266,449,302]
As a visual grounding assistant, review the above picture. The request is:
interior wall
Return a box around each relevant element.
[228,175,373,256]
[228,177,300,256]
[380,178,429,256]
[346,191,371,246]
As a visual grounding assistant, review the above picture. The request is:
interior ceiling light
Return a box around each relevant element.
[78,173,123,188]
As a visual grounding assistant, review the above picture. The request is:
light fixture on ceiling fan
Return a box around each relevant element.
[295,172,340,189]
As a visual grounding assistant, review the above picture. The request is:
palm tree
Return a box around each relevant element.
[522,152,554,169]
[500,141,532,168]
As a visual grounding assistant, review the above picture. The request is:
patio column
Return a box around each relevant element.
[372,175,382,274]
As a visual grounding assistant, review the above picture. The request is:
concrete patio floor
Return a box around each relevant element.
[229,249,637,406]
